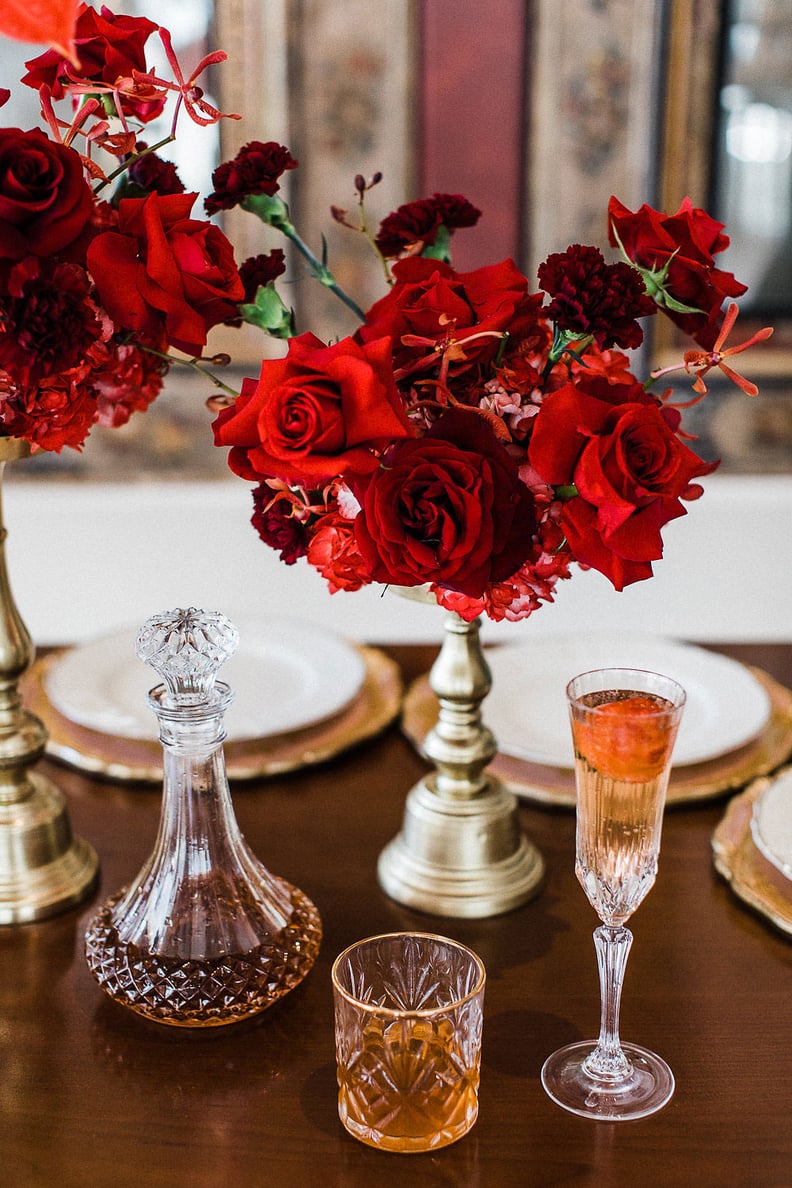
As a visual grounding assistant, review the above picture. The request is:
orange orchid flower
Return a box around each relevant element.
[0,0,79,67]
[156,27,240,132]
[653,302,773,398]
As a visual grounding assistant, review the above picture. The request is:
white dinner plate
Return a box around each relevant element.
[44,616,366,743]
[751,768,792,880]
[484,632,771,768]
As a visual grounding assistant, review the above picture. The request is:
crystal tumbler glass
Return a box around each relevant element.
[331,932,486,1153]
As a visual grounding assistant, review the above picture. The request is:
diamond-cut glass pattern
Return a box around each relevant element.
[86,886,321,1026]
[333,933,484,1152]
[83,608,322,1027]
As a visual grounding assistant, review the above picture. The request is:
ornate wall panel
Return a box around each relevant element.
[5,0,788,480]
[525,0,665,270]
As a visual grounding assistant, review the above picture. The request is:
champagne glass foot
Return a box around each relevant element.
[541,1040,674,1121]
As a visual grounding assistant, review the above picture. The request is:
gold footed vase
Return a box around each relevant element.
[378,608,544,917]
[0,439,98,923]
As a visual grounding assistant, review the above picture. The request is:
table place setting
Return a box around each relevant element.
[402,631,792,808]
[21,616,402,782]
[1,5,791,1178]
[713,765,792,937]
[752,766,792,879]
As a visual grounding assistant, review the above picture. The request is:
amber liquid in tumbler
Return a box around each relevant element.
[573,690,677,926]
[337,1015,480,1153]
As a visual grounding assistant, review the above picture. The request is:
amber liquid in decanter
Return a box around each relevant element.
[84,608,322,1026]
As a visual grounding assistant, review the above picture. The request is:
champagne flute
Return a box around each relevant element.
[541,667,686,1121]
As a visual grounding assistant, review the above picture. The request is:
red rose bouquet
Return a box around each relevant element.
[1,5,773,626]
[210,153,772,623]
[0,2,241,452]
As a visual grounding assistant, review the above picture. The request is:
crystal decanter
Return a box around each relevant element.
[84,608,322,1026]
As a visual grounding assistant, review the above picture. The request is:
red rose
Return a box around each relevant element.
[22,4,164,123]
[351,409,538,597]
[358,256,542,379]
[0,129,94,262]
[528,382,717,589]
[213,332,414,483]
[608,196,747,349]
[87,192,244,355]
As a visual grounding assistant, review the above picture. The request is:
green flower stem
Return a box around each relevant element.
[94,134,176,194]
[494,331,510,367]
[143,346,241,399]
[241,194,366,323]
[283,224,367,322]
[355,194,393,285]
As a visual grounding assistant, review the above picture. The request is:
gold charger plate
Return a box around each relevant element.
[23,646,402,784]
[712,768,792,938]
[401,665,792,808]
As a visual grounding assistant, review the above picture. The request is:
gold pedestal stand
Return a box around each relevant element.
[378,611,544,918]
[0,440,98,923]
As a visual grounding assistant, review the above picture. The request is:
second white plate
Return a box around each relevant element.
[751,767,792,880]
[44,616,367,743]
[484,632,771,768]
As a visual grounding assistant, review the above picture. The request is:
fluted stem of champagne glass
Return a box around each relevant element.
[584,924,633,1081]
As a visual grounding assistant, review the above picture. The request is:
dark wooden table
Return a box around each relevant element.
[4,644,792,1188]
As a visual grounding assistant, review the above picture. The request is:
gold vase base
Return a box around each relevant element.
[377,775,544,918]
[0,771,99,924]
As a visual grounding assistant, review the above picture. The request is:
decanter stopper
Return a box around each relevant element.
[135,607,239,704]
[84,608,322,1027]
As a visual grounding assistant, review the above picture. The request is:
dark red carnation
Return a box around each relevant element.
[528,381,717,589]
[251,482,311,565]
[0,257,108,385]
[358,256,542,380]
[91,337,168,428]
[375,192,481,258]
[0,128,94,262]
[22,4,164,123]
[0,366,98,451]
[431,193,481,232]
[204,142,298,215]
[351,409,538,597]
[538,244,655,350]
[608,195,747,349]
[374,198,439,258]
[87,191,244,355]
[213,332,414,483]
[238,249,287,302]
[223,249,288,329]
[121,144,185,197]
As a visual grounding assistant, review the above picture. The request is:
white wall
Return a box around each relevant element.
[5,473,792,645]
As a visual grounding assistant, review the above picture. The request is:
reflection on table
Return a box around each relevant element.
[3,643,792,1187]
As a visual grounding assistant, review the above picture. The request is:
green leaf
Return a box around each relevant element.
[239,283,295,338]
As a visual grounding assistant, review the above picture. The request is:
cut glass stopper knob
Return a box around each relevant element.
[85,605,323,1026]
[135,607,239,703]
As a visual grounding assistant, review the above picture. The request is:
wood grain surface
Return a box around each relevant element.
[3,645,791,1188]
